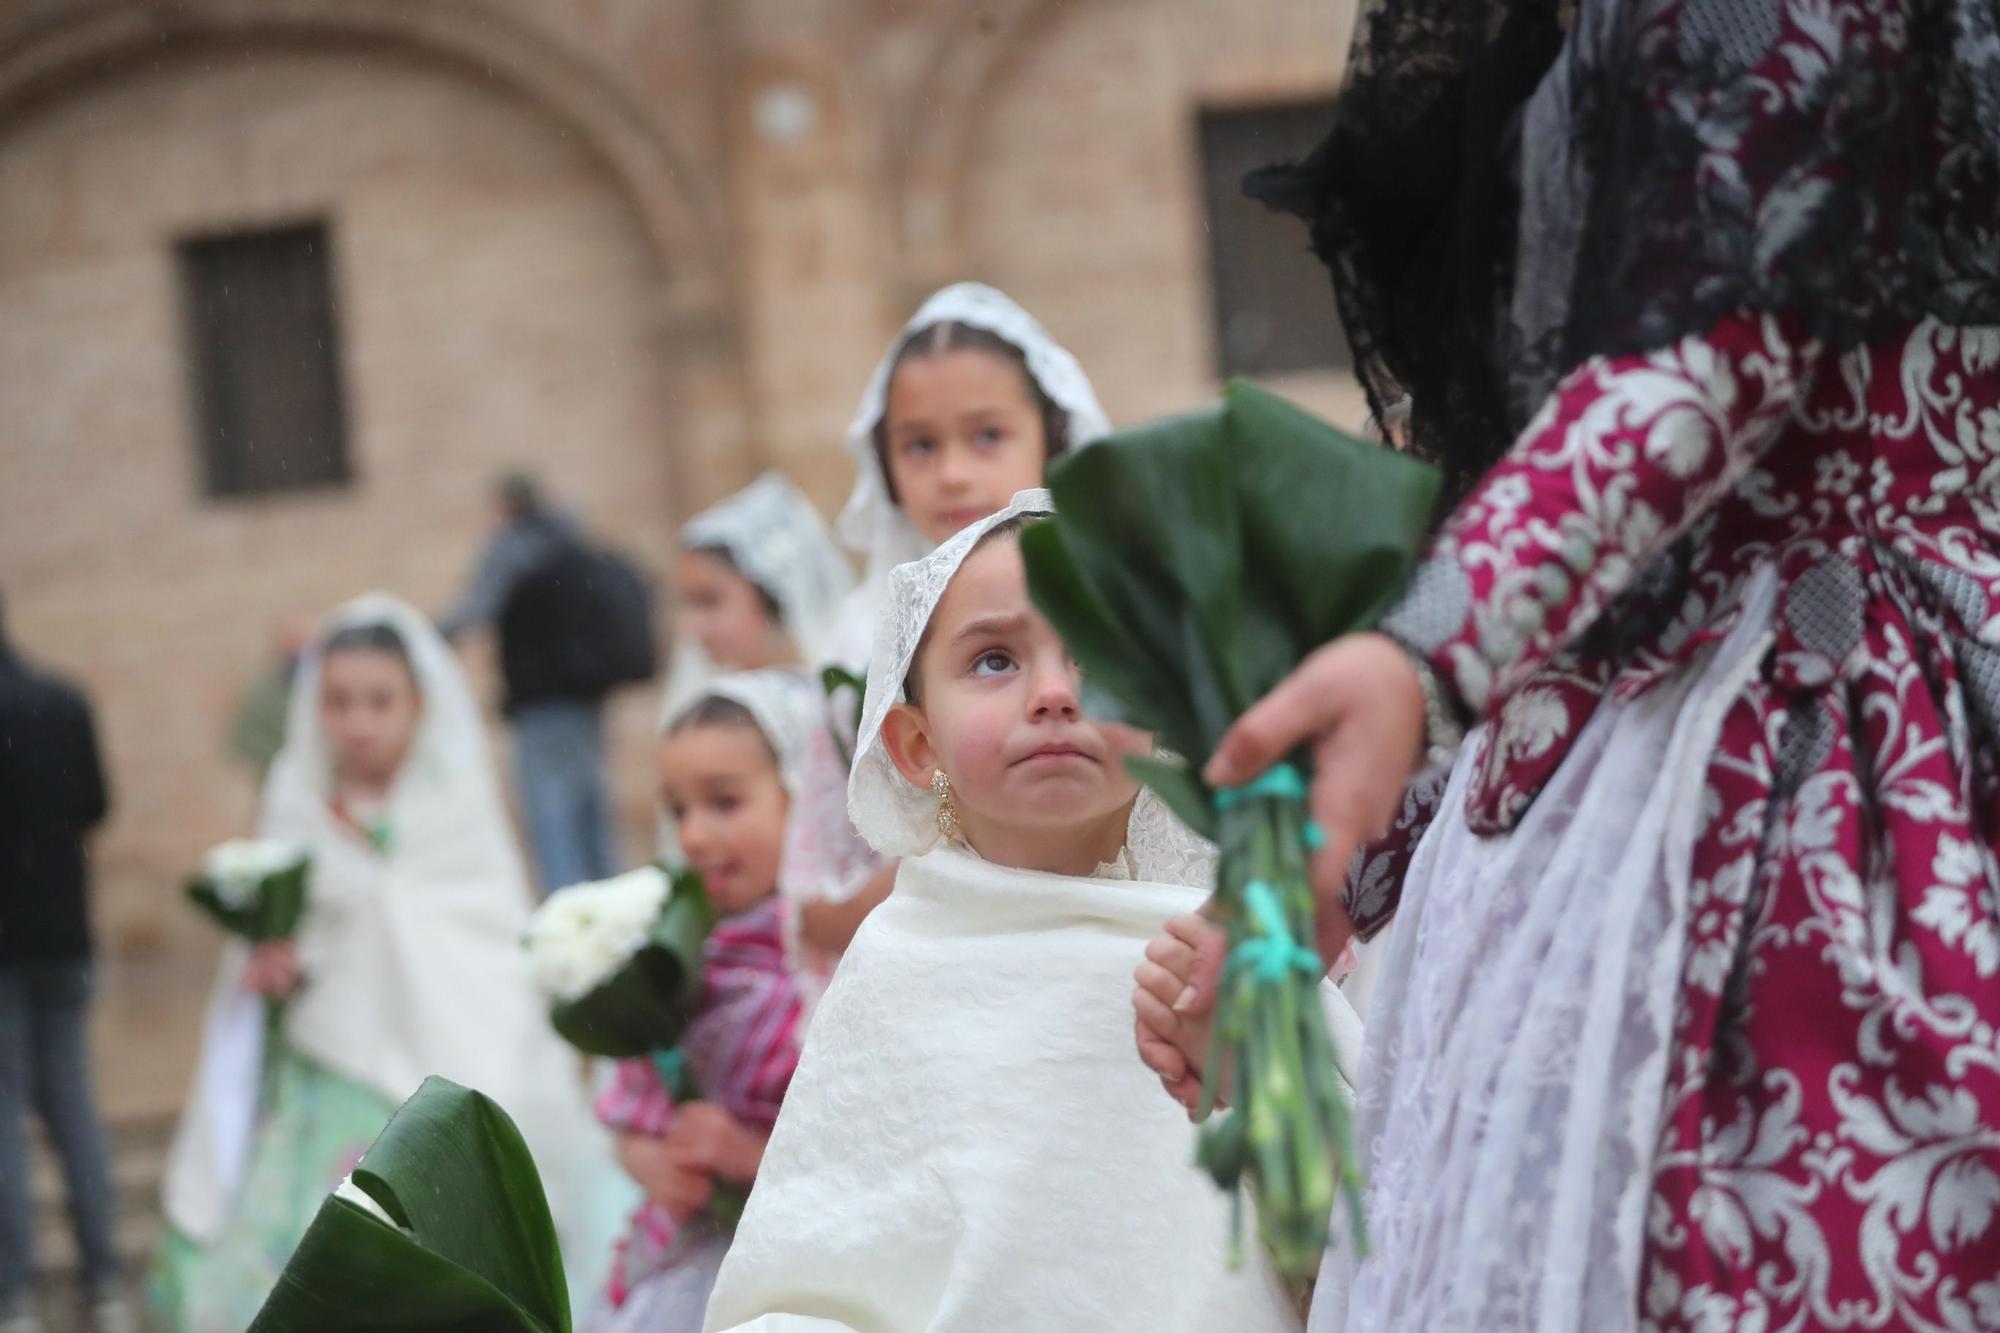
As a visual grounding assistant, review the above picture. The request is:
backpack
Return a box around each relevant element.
[498,540,658,709]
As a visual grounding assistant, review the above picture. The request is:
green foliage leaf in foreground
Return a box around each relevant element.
[1023,379,1441,1278]
[249,1077,570,1333]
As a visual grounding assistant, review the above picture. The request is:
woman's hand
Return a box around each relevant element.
[242,939,303,999]
[1158,633,1423,1031]
[1133,914,1229,1118]
[616,1131,712,1222]
[662,1101,768,1187]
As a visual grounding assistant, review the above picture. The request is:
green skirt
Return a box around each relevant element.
[149,1048,396,1333]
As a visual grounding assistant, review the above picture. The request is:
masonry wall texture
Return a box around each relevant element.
[0,0,1357,1114]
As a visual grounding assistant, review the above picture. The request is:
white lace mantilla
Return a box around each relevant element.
[835,283,1114,592]
[1314,568,1779,1332]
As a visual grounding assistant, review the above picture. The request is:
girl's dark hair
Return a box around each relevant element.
[687,543,784,621]
[901,513,1044,708]
[665,694,779,765]
[871,321,1071,503]
[321,622,416,680]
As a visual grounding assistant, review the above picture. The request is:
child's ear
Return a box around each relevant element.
[880,702,940,791]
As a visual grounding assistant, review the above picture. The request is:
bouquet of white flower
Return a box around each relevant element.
[187,838,311,941]
[187,838,312,1109]
[523,864,716,1059]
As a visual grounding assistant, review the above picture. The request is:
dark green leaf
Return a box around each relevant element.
[253,1197,552,1331]
[249,1078,569,1332]
[1223,380,1441,645]
[1019,521,1206,761]
[1042,408,1243,675]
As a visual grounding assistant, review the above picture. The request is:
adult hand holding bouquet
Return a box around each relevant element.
[1022,380,1439,1278]
[187,838,312,1104]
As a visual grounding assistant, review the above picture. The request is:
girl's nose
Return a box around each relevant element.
[1027,660,1081,720]
[935,441,973,489]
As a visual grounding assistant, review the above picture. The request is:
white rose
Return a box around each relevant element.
[522,866,670,1001]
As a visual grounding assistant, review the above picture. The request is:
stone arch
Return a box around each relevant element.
[888,0,1071,303]
[0,0,725,317]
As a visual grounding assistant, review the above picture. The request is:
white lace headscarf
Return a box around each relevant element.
[266,592,512,852]
[663,473,854,723]
[836,283,1114,594]
[846,491,1214,888]
[666,668,824,802]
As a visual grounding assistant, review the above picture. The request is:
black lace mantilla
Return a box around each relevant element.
[1250,0,2000,502]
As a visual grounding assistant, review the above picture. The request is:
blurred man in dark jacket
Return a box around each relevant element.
[0,594,130,1333]
[440,473,621,895]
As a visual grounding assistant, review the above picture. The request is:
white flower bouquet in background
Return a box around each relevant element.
[187,838,311,939]
[524,864,716,1059]
[187,838,312,1108]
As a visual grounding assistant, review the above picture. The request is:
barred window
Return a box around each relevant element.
[179,222,351,498]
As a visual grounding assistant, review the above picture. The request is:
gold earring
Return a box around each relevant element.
[931,769,959,839]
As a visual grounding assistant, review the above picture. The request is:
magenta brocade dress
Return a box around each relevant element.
[1331,312,2000,1331]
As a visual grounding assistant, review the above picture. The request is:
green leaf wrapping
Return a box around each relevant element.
[249,1077,569,1332]
[550,866,717,1059]
[1023,379,1439,1279]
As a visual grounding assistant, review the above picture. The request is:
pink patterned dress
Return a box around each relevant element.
[592,901,803,1325]
[1335,312,2000,1330]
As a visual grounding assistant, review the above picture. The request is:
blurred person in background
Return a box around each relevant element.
[153,596,622,1330]
[0,593,132,1333]
[440,473,656,895]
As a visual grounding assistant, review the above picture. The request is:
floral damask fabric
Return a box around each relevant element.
[1353,308,2000,1329]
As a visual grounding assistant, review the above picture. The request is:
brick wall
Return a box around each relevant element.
[0,0,1361,1114]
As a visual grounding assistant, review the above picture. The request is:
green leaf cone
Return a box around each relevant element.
[249,1077,570,1332]
[1025,380,1439,1279]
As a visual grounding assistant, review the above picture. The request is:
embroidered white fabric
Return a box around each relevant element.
[661,473,854,724]
[834,282,1114,601]
[844,491,1215,886]
[702,846,1299,1333]
[1311,567,1780,1333]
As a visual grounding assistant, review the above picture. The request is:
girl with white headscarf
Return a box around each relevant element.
[661,473,853,726]
[658,472,852,869]
[589,671,820,1333]
[705,495,1358,1333]
[785,285,1116,970]
[153,595,617,1330]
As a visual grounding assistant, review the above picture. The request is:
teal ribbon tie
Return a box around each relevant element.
[651,1049,691,1099]
[1215,762,1326,854]
[1213,762,1309,811]
[1227,879,1323,983]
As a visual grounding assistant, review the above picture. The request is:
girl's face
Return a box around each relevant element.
[675,549,796,671]
[881,348,1051,547]
[319,648,421,791]
[882,536,1148,874]
[658,722,790,914]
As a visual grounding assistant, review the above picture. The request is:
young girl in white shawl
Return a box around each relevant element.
[705,494,1356,1333]
[151,595,616,1330]
[788,284,1114,969]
